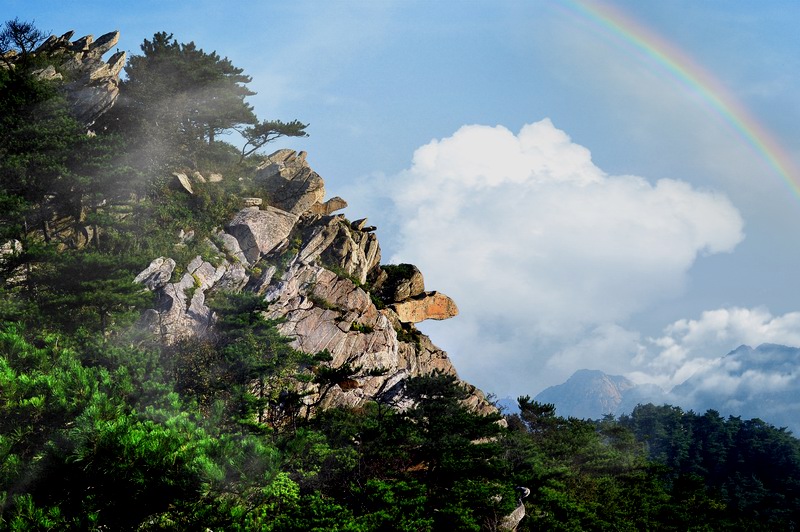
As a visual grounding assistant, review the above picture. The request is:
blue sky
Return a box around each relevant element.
[9,0,800,401]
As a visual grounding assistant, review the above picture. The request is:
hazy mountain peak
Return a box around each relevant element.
[534,369,635,419]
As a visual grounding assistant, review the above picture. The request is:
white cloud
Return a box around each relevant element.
[377,119,745,395]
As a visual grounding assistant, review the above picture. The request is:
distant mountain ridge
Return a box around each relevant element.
[536,343,800,434]
[534,369,635,419]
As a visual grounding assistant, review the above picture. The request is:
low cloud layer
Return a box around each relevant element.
[633,307,800,387]
[375,120,745,395]
[621,309,800,431]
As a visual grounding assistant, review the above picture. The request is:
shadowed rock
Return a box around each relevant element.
[377,263,425,303]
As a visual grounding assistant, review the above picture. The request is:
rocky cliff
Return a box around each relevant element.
[135,149,494,415]
[2,28,492,415]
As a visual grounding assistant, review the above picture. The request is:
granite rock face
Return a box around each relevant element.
[135,150,490,415]
[137,255,223,344]
[133,257,176,291]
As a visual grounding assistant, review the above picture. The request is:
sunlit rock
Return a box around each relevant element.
[391,291,459,323]
[309,196,348,215]
[134,257,176,291]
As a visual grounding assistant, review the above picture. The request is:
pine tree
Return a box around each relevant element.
[111,32,259,171]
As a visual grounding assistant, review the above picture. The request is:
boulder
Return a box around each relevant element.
[216,261,249,292]
[186,255,226,290]
[225,206,298,264]
[215,230,250,267]
[255,150,325,214]
[391,291,459,323]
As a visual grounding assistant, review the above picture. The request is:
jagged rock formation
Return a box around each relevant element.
[4,30,124,128]
[135,150,493,414]
[0,30,124,253]
[226,206,299,264]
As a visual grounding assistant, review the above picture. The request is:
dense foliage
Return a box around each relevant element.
[1,20,799,530]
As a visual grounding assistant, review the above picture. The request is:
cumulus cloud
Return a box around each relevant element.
[377,119,745,395]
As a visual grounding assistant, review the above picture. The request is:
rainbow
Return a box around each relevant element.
[561,0,800,196]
